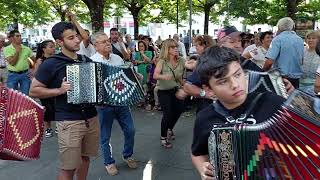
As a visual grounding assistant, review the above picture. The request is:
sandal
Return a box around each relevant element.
[160,137,172,148]
[167,129,175,140]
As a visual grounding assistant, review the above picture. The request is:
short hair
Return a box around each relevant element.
[194,35,215,48]
[51,22,75,40]
[259,31,273,42]
[173,34,179,41]
[305,30,319,39]
[91,31,107,44]
[196,46,240,86]
[8,30,20,38]
[277,17,295,31]
[0,34,5,40]
[137,40,147,50]
[110,28,118,33]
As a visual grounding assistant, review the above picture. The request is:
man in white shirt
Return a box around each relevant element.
[173,34,187,59]
[90,32,137,176]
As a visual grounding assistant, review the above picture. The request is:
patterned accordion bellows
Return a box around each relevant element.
[208,90,320,179]
[0,86,44,161]
[246,70,288,98]
[67,62,144,106]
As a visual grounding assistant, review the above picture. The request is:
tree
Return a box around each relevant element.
[81,0,105,32]
[114,0,148,39]
[0,0,52,30]
[193,0,220,34]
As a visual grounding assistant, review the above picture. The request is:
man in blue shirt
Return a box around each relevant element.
[263,17,304,88]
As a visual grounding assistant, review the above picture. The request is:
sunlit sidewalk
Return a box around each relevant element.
[0,108,199,180]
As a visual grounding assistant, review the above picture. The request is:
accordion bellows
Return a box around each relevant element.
[67,62,144,106]
[246,70,288,98]
[0,86,44,160]
[208,90,320,179]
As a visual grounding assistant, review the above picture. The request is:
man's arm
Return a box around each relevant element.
[191,154,215,180]
[68,12,90,48]
[315,75,320,94]
[29,78,70,99]
[120,42,130,60]
[262,58,273,71]
[6,46,21,66]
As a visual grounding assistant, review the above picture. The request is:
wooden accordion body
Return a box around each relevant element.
[208,90,320,179]
[0,86,44,160]
[66,62,144,106]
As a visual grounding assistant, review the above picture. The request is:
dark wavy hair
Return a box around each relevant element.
[196,46,240,86]
[36,40,54,59]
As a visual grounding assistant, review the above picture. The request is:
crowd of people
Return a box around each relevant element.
[0,13,319,180]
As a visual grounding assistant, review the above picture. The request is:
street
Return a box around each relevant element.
[0,107,199,180]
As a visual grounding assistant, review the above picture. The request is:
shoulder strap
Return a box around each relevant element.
[80,55,87,63]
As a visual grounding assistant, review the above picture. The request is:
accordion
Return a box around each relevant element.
[208,90,320,179]
[0,86,44,160]
[246,70,288,98]
[67,62,144,106]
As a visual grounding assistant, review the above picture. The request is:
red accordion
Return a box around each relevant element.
[208,90,320,179]
[0,86,44,160]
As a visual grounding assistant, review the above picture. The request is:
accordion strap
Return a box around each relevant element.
[213,93,264,123]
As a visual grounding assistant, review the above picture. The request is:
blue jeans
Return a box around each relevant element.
[7,71,31,95]
[96,106,135,165]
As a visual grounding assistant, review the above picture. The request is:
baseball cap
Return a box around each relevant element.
[217,26,243,42]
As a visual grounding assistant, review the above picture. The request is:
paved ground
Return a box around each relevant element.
[0,107,200,180]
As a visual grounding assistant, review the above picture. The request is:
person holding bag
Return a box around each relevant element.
[153,39,186,148]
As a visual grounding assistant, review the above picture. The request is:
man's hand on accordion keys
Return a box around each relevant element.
[59,77,71,95]
[201,162,216,180]
[282,78,295,95]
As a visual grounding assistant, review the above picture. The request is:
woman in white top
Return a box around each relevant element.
[301,31,320,88]
[242,31,273,68]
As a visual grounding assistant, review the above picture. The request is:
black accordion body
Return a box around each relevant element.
[246,70,288,98]
[67,62,144,106]
[208,90,320,179]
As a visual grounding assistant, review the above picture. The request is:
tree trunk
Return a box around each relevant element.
[286,0,297,20]
[60,11,66,22]
[82,0,104,32]
[204,5,210,35]
[13,17,19,30]
[132,11,139,40]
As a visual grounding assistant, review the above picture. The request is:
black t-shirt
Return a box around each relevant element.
[35,53,97,121]
[191,92,285,156]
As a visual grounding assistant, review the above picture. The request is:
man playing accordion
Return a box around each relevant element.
[29,22,99,180]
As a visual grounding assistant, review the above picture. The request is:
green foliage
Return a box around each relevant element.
[0,0,53,30]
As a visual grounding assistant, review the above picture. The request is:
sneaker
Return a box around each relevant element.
[105,164,118,176]
[123,157,138,169]
[45,128,53,138]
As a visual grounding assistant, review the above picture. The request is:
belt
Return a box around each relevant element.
[8,69,28,74]
[0,66,6,69]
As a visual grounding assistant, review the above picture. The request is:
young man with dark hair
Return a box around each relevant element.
[191,46,286,180]
[29,22,99,180]
[110,28,130,60]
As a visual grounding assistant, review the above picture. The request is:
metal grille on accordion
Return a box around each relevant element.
[246,70,288,98]
[67,62,144,106]
[0,86,45,161]
[208,90,320,179]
